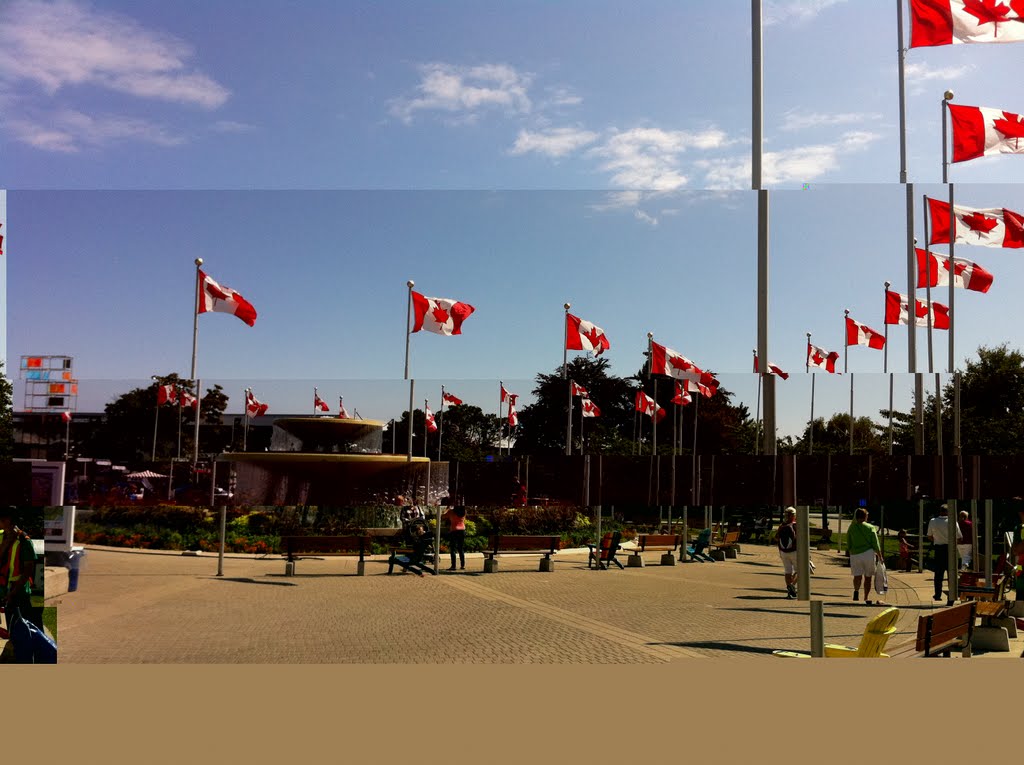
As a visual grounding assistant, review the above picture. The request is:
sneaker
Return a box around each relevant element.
[933,595,942,601]
[853,592,860,601]
[865,599,873,605]
[786,591,796,599]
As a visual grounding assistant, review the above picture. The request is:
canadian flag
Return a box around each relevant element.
[314,389,330,412]
[916,247,994,292]
[753,354,789,380]
[948,104,1024,164]
[570,380,589,397]
[338,397,350,419]
[500,383,510,402]
[61,411,72,423]
[927,197,1024,249]
[425,404,438,432]
[807,343,840,374]
[507,401,518,427]
[411,291,475,335]
[581,399,601,418]
[635,391,667,422]
[179,390,199,410]
[885,291,950,329]
[910,0,1024,47]
[566,313,610,356]
[845,317,886,349]
[157,384,177,406]
[442,391,463,406]
[650,341,704,383]
[672,380,692,406]
[245,389,268,418]
[197,270,257,326]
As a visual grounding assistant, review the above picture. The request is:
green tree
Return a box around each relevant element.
[432,404,502,462]
[788,413,887,455]
[0,361,13,461]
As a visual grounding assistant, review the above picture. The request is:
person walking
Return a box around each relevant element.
[926,504,962,604]
[897,529,913,573]
[444,504,467,571]
[0,508,42,636]
[776,507,799,599]
[847,508,884,605]
[956,510,973,571]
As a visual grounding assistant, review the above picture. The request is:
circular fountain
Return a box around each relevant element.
[220,417,445,506]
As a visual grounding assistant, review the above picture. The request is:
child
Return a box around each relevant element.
[898,529,912,573]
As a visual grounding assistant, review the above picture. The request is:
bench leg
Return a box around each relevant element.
[627,554,644,568]
[539,557,554,573]
[724,547,737,559]
[356,560,366,576]
[484,558,498,574]
[660,553,676,566]
[971,626,1010,652]
[285,561,295,576]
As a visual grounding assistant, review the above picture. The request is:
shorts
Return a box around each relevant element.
[779,550,797,575]
[850,549,877,577]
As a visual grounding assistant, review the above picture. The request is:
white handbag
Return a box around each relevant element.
[874,559,888,595]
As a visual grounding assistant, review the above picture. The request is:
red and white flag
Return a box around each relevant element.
[948,104,1024,163]
[179,390,199,410]
[245,389,268,418]
[885,291,951,329]
[411,291,475,335]
[915,247,994,292]
[570,380,589,397]
[635,391,667,422]
[425,404,437,432]
[500,383,510,403]
[753,354,789,380]
[442,391,463,406]
[650,341,704,382]
[845,317,886,349]
[157,384,177,406]
[314,389,330,412]
[910,0,1024,47]
[338,397,350,419]
[926,197,1024,248]
[581,399,601,418]
[807,343,840,374]
[672,380,692,406]
[197,270,257,326]
[566,313,610,356]
[507,401,518,427]
[61,410,72,423]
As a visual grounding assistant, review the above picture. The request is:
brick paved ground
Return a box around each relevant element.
[53,542,1020,663]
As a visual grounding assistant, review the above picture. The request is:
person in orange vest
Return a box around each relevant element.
[0,508,42,636]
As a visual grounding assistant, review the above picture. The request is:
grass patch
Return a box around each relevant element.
[43,607,57,641]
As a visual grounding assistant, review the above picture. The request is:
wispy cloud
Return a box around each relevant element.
[543,86,583,108]
[5,109,185,152]
[696,130,882,188]
[0,0,230,108]
[390,63,532,123]
[589,126,730,190]
[210,120,256,134]
[634,209,658,226]
[764,0,847,26]
[780,110,881,132]
[509,127,598,157]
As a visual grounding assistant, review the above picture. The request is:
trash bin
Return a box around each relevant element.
[66,550,85,592]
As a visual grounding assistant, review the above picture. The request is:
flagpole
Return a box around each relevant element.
[190,259,202,466]
[177,393,183,459]
[806,334,814,455]
[753,350,761,456]
[647,333,655,456]
[564,302,572,456]
[923,196,935,374]
[498,381,504,458]
[424,399,429,458]
[845,310,853,455]
[404,281,415,462]
[242,388,249,451]
[192,378,201,467]
[64,412,71,460]
[884,282,894,455]
[438,385,444,462]
[152,381,160,462]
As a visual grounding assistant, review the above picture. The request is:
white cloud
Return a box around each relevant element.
[543,86,583,107]
[509,127,598,157]
[634,209,658,226]
[391,62,532,123]
[0,0,229,108]
[696,130,882,188]
[764,0,847,26]
[211,120,256,133]
[904,62,972,83]
[5,109,185,152]
[589,126,729,190]
[781,110,881,132]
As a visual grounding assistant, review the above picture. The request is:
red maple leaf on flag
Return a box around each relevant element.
[993,110,1024,150]
[962,211,999,237]
[812,350,824,365]
[963,0,1014,35]
[583,326,603,348]
[431,305,450,325]
[669,356,692,372]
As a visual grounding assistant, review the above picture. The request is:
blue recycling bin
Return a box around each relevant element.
[66,550,85,592]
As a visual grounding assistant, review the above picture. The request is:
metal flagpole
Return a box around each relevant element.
[942,94,962,455]
[190,259,203,466]
[753,350,761,456]
[424,399,429,458]
[152,387,160,462]
[923,196,935,374]
[806,334,814,455]
[498,381,504,457]
[884,282,894,454]
[438,386,444,462]
[242,388,249,451]
[754,0,774,456]
[191,379,202,467]
[647,333,655,455]
[564,302,572,456]
[897,0,908,184]
[404,280,415,462]
[844,310,853,455]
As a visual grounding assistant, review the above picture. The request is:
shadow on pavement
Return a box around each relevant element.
[719,607,865,619]
[209,577,298,587]
[655,641,778,655]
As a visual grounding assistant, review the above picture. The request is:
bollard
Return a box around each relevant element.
[810,601,824,657]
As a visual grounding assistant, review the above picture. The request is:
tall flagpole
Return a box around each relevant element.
[844,309,853,455]
[564,302,572,456]
[806,334,814,455]
[151,381,160,462]
[923,196,935,374]
[943,90,960,455]
[242,387,250,451]
[190,258,203,465]
[752,349,761,456]
[498,381,504,458]
[884,282,894,455]
[753,0,775,456]
[404,280,415,462]
[424,399,429,458]
[438,386,444,462]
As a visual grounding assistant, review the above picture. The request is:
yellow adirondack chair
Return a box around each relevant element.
[772,607,900,658]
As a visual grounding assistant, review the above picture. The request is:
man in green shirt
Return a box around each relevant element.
[0,508,42,635]
[847,508,884,605]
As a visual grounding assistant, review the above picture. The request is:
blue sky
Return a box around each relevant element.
[4,1,1024,440]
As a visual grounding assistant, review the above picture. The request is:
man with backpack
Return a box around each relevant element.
[776,507,798,599]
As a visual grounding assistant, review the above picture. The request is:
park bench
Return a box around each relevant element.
[587,532,624,570]
[281,535,371,576]
[624,534,681,567]
[773,607,901,658]
[709,530,741,560]
[483,535,560,573]
[888,602,976,658]
[957,557,1016,650]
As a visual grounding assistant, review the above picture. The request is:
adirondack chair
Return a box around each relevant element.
[686,528,716,562]
[588,532,623,570]
[772,607,901,658]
